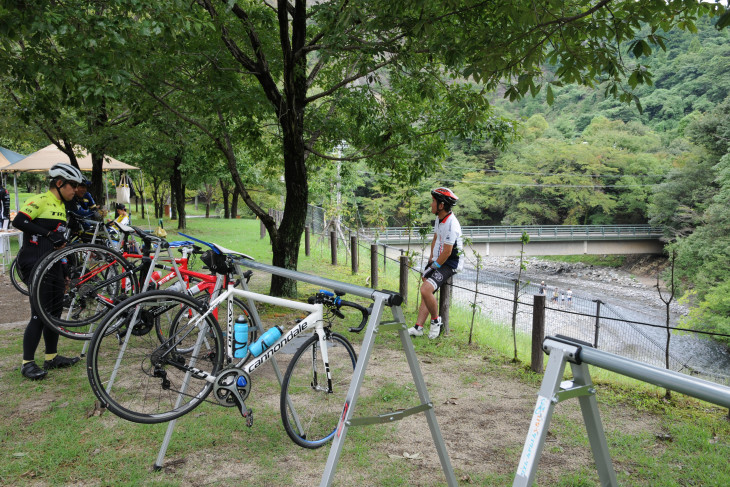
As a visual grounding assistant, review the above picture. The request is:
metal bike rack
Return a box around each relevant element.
[514,335,730,487]
[150,257,456,485]
[236,258,457,487]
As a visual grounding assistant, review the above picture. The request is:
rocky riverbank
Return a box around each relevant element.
[475,254,689,317]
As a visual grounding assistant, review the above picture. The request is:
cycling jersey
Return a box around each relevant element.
[77,192,97,211]
[113,213,129,226]
[15,191,67,251]
[432,212,463,271]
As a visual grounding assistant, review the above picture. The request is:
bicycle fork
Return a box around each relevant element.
[312,331,334,394]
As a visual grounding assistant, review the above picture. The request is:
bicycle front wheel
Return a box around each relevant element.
[87,290,224,424]
[10,257,29,296]
[30,243,138,340]
[280,331,357,449]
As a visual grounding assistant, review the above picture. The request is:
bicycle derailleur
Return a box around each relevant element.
[213,367,254,427]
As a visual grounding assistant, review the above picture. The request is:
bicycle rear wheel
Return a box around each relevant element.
[30,243,138,340]
[280,331,357,449]
[87,290,224,424]
[10,257,29,296]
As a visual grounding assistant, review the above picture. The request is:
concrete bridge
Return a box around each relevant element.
[362,224,665,257]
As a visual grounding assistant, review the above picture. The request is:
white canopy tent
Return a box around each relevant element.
[1,144,139,211]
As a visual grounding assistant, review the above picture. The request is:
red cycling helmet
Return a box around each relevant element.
[431,187,458,207]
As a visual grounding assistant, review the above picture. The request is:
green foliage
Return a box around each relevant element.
[654,99,730,303]
[681,280,730,346]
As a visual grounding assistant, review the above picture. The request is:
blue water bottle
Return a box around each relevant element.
[249,326,283,357]
[233,315,249,358]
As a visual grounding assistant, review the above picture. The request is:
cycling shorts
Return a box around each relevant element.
[422,265,455,292]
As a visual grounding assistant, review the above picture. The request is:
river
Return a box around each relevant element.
[448,256,730,385]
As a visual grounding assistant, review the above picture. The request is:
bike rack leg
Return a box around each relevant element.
[320,299,457,487]
[571,361,617,486]
[395,305,457,486]
[513,347,569,487]
[513,344,617,486]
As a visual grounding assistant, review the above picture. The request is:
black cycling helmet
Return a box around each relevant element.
[80,178,91,187]
[49,163,84,184]
[115,203,126,211]
[431,187,458,207]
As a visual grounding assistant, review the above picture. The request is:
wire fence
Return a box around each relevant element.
[300,205,730,386]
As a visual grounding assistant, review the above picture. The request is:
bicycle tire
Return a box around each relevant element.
[9,257,29,296]
[30,243,138,340]
[280,331,357,449]
[87,290,224,424]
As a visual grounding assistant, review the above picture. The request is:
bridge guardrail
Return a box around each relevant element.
[361,225,665,242]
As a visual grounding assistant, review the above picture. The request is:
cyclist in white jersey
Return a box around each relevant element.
[409,187,462,339]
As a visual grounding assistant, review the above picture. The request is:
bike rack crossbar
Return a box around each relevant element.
[346,402,433,427]
[513,335,730,486]
[235,257,403,306]
[551,337,730,408]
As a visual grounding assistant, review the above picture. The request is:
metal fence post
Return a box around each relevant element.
[531,295,546,373]
[370,244,378,289]
[593,299,602,348]
[382,244,386,273]
[305,225,311,256]
[438,276,452,335]
[399,255,408,305]
[351,235,358,274]
[260,218,266,239]
[330,231,338,265]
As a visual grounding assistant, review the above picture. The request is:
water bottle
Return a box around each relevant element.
[249,326,283,357]
[233,315,249,358]
[168,280,185,292]
[186,282,202,296]
[147,271,161,290]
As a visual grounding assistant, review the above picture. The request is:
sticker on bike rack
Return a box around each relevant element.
[337,400,350,438]
[516,395,550,479]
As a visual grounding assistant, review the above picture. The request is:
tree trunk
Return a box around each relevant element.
[220,179,230,219]
[138,190,145,219]
[269,119,308,297]
[171,155,186,230]
[231,186,240,218]
[169,178,177,220]
[90,152,105,207]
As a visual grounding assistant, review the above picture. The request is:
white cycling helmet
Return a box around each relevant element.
[49,163,84,184]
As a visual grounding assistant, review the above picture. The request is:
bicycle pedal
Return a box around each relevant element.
[242,408,253,427]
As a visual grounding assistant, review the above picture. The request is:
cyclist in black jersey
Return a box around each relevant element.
[12,163,84,380]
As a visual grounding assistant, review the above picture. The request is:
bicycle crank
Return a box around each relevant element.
[212,367,251,408]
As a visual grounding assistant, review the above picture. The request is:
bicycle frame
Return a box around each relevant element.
[105,284,326,393]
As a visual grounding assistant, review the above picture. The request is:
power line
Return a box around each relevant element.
[356,170,661,188]
[442,164,667,179]
[436,178,660,189]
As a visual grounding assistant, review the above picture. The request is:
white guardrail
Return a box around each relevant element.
[361,225,664,242]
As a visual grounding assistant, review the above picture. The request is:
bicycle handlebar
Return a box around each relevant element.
[308,290,370,333]
[340,300,370,333]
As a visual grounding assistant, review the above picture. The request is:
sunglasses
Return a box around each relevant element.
[66,181,79,188]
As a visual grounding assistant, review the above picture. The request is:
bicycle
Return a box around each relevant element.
[86,239,368,449]
[9,215,111,297]
[28,225,234,340]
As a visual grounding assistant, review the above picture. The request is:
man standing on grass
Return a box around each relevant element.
[409,187,462,339]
